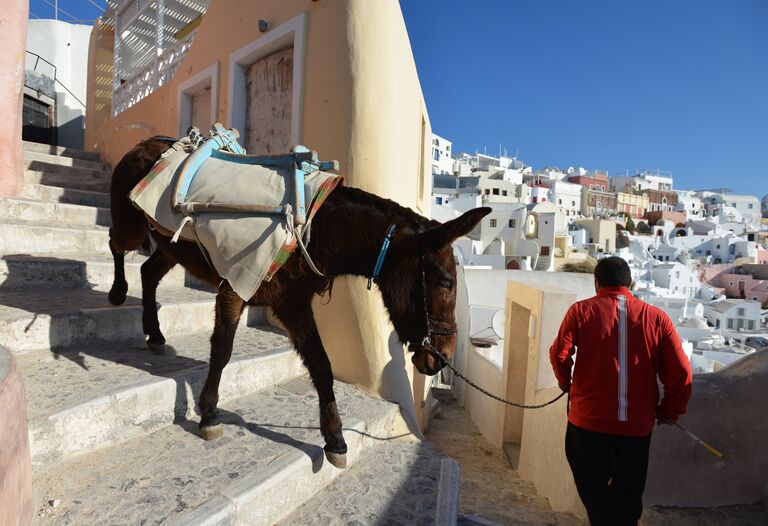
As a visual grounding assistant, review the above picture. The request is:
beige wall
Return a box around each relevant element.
[0,347,34,526]
[86,0,432,430]
[494,276,768,518]
[0,0,28,197]
[574,218,616,252]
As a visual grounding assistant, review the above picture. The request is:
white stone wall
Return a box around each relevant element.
[27,20,92,149]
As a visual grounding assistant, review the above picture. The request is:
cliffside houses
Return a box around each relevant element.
[430,137,768,373]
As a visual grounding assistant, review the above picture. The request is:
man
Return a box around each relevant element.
[550,257,692,526]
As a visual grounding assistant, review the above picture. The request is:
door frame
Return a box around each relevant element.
[226,12,308,149]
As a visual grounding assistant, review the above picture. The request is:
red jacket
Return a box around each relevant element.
[550,286,692,436]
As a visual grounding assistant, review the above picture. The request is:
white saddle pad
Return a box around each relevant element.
[130,147,342,300]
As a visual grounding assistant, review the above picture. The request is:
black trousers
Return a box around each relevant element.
[565,422,652,526]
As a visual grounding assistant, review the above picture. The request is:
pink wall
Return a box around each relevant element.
[721,273,768,304]
[0,349,34,526]
[0,1,29,197]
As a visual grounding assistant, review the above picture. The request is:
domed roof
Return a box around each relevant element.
[679,317,709,330]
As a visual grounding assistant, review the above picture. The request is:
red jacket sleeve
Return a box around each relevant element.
[656,314,693,422]
[550,304,578,390]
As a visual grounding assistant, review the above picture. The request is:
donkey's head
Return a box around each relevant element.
[378,207,491,376]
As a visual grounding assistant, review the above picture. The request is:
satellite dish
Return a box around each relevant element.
[491,309,505,339]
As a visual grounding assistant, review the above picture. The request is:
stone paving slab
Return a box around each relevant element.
[24,150,108,172]
[277,436,447,526]
[0,287,217,353]
[20,183,110,208]
[0,252,186,291]
[23,141,102,162]
[18,325,291,421]
[24,169,110,193]
[0,197,110,226]
[642,504,768,525]
[32,381,399,526]
[0,219,110,255]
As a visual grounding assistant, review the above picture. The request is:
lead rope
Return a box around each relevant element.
[416,257,566,409]
[424,346,567,409]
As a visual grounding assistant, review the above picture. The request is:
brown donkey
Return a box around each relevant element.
[109,137,490,467]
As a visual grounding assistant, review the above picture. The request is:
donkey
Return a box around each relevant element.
[108,137,490,467]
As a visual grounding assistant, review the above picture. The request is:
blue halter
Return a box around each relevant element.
[367,223,397,290]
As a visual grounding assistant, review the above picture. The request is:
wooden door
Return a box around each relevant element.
[245,46,293,155]
[190,87,212,133]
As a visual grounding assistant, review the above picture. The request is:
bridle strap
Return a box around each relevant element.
[367,223,397,290]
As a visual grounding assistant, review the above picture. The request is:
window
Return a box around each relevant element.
[572,201,576,206]
[435,197,443,205]
[748,203,754,209]
[485,189,490,195]
[502,190,508,196]
[748,320,755,330]
[492,188,500,195]
[490,219,497,227]
[558,199,562,205]
[727,319,734,329]
[738,308,745,316]
[433,149,440,161]
[540,246,551,256]
[508,219,516,228]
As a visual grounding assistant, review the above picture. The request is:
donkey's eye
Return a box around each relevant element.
[439,279,453,290]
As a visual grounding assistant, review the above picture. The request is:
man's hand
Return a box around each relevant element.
[656,414,674,426]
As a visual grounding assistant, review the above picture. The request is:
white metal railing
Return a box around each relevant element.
[112,31,194,117]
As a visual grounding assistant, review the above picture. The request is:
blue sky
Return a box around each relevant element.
[401,0,768,195]
[29,1,767,195]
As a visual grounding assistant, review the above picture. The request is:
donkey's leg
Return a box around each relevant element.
[140,249,176,352]
[108,228,129,306]
[272,298,348,469]
[199,284,245,440]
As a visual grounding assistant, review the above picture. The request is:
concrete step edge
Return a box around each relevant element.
[23,150,108,171]
[22,141,101,161]
[29,347,303,471]
[0,297,217,354]
[170,407,401,526]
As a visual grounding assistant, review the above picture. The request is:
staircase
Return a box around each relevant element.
[1,141,456,525]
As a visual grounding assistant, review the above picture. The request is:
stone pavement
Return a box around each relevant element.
[277,436,447,526]
[426,388,768,526]
[425,389,583,526]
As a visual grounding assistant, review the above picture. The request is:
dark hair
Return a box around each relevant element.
[594,256,632,287]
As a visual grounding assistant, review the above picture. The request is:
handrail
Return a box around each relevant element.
[25,50,85,109]
[25,50,57,79]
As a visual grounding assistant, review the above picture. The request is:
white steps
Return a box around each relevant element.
[22,140,102,162]
[8,141,454,525]
[33,380,401,526]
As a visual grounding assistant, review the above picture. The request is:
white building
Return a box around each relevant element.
[650,262,700,298]
[674,190,705,219]
[610,170,674,193]
[704,300,762,332]
[26,19,92,148]
[548,180,583,220]
[432,133,454,175]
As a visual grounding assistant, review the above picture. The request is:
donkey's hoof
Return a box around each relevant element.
[147,341,166,354]
[324,450,347,469]
[108,282,128,306]
[200,424,224,441]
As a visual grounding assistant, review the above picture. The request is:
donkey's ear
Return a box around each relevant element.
[422,207,492,252]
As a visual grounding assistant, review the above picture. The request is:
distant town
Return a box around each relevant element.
[430,133,768,374]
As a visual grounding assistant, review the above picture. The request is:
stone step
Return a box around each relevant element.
[0,287,217,353]
[23,149,108,172]
[276,436,450,526]
[24,169,110,193]
[20,183,110,208]
[32,380,401,526]
[0,252,187,292]
[0,197,110,227]
[0,220,110,256]
[22,140,101,162]
[20,326,300,469]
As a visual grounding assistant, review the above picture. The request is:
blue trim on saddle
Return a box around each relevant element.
[368,223,397,290]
